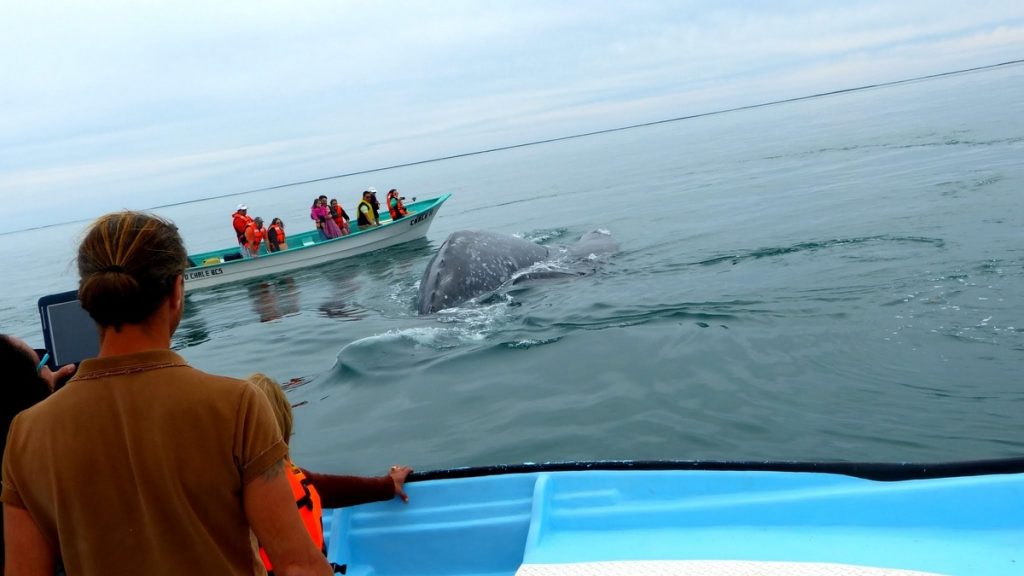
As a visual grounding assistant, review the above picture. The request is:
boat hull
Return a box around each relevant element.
[322,459,1024,576]
[184,194,450,291]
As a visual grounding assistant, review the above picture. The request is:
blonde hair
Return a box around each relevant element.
[246,373,293,444]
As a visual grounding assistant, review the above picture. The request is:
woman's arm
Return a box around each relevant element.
[246,460,332,576]
[3,503,56,575]
[301,466,411,508]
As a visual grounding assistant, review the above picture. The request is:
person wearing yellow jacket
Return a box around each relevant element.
[356,190,379,228]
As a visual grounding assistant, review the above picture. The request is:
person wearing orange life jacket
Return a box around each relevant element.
[231,204,253,255]
[267,218,287,252]
[386,189,409,220]
[246,373,412,576]
[245,217,267,257]
[328,199,350,236]
[258,463,327,575]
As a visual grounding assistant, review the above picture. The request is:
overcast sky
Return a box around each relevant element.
[2,0,1022,233]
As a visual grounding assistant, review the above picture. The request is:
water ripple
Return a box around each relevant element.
[695,235,944,267]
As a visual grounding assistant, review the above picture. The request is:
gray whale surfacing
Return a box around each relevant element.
[416,229,616,314]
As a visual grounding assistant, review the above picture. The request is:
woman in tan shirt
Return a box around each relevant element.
[1,212,332,576]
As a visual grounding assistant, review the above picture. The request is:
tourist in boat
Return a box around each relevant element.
[311,196,343,240]
[268,217,288,252]
[246,372,412,575]
[386,189,409,220]
[329,198,351,235]
[357,190,379,228]
[1,211,332,575]
[311,197,327,240]
[319,197,343,239]
[0,335,77,574]
[245,216,268,257]
[231,203,253,256]
[368,188,382,222]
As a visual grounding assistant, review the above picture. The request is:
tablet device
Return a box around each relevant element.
[38,290,100,371]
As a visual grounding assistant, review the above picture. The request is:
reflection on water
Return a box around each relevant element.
[282,375,310,391]
[317,300,366,321]
[176,295,210,347]
[314,261,369,321]
[249,277,301,323]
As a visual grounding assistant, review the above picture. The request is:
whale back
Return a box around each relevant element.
[566,229,619,260]
[417,230,550,314]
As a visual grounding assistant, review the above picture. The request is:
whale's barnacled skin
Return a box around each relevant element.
[416,229,618,314]
[417,230,550,314]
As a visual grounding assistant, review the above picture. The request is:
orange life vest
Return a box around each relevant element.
[269,223,286,244]
[387,191,408,220]
[246,223,266,251]
[232,212,252,243]
[330,204,346,228]
[259,464,325,574]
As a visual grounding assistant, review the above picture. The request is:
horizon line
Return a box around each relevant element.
[4,57,1022,236]
[218,58,1024,195]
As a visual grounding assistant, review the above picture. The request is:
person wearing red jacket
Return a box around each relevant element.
[232,204,254,256]
[245,217,268,257]
[329,199,350,236]
[386,189,408,220]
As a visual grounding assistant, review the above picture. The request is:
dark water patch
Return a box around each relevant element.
[176,284,272,343]
[891,135,1024,150]
[503,336,563,349]
[762,134,1024,162]
[938,324,1023,349]
[972,174,1003,188]
[316,302,367,321]
[895,380,1001,402]
[762,143,867,160]
[696,235,945,267]
[790,283,883,302]
[935,172,1006,196]
[173,321,211,348]
[879,288,963,306]
[974,259,1008,275]
[522,300,754,332]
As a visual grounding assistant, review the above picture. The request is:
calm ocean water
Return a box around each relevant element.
[2,64,1022,475]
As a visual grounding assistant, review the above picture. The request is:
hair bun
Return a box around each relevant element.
[77,211,187,329]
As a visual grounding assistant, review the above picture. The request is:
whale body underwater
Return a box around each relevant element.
[416,229,618,315]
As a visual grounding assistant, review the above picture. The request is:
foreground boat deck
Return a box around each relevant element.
[322,462,1023,576]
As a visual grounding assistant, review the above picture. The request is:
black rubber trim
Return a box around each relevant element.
[407,457,1024,483]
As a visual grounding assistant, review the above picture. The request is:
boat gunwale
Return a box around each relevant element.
[406,456,1024,483]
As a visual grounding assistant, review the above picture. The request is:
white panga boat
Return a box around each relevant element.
[184,194,451,291]
[321,458,1024,576]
